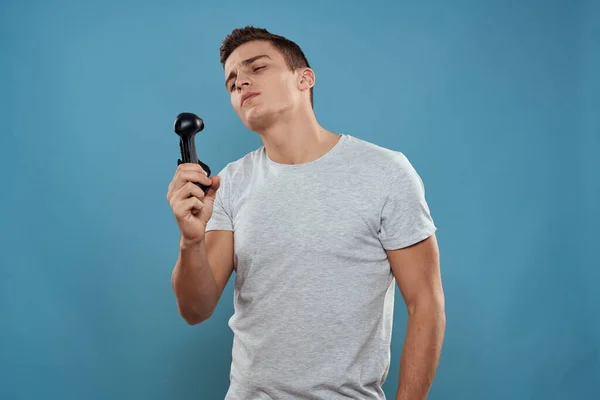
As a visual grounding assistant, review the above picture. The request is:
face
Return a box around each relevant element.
[224,41,314,131]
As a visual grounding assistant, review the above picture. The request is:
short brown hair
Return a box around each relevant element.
[220,26,314,108]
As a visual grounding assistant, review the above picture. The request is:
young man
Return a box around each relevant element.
[167,26,445,400]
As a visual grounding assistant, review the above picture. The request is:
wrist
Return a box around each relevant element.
[180,236,204,250]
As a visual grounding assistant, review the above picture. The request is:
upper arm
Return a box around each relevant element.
[387,234,444,314]
[205,230,235,298]
[376,151,442,312]
[203,168,235,298]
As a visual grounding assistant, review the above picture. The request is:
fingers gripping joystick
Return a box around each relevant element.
[174,112,212,192]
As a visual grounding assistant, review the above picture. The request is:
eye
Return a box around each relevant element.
[253,66,266,72]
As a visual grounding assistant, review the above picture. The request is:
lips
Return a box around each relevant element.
[241,92,260,106]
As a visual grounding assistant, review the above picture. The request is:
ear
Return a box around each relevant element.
[298,68,315,91]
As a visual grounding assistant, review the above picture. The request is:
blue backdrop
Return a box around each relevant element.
[1,0,598,399]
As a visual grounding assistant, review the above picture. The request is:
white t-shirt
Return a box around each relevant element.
[206,134,437,399]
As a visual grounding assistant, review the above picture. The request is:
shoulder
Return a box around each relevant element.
[209,147,264,211]
[343,135,418,179]
[214,146,264,182]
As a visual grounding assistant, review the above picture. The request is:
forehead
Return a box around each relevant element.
[224,41,282,74]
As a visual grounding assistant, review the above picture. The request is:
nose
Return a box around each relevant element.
[235,74,251,92]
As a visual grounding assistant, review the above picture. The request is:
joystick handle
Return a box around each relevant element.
[174,112,211,192]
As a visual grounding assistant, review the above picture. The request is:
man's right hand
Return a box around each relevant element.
[167,163,221,246]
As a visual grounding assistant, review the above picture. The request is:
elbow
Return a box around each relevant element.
[183,314,208,326]
[408,299,446,334]
[171,273,215,325]
[177,302,214,325]
[407,291,446,322]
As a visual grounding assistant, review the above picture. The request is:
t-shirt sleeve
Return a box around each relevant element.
[378,152,437,250]
[205,167,234,232]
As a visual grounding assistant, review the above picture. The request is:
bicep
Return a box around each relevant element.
[387,234,444,313]
[205,230,235,296]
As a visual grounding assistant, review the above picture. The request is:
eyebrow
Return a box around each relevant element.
[225,54,272,89]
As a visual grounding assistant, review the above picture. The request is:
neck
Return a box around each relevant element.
[256,106,340,165]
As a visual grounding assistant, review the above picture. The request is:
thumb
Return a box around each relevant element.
[199,176,220,223]
[205,175,221,200]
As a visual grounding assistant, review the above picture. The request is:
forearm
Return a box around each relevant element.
[396,302,446,400]
[171,237,219,324]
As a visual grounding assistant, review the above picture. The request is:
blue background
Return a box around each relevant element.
[1,0,598,399]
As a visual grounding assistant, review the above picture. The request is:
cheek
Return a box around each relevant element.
[273,78,295,101]
[230,93,239,109]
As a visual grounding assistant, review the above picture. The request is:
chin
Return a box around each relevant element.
[242,105,277,132]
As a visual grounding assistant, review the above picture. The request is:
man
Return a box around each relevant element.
[167,26,445,400]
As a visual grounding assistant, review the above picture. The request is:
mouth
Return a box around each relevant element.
[241,92,260,107]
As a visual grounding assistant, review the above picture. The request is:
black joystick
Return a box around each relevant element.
[174,112,211,193]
